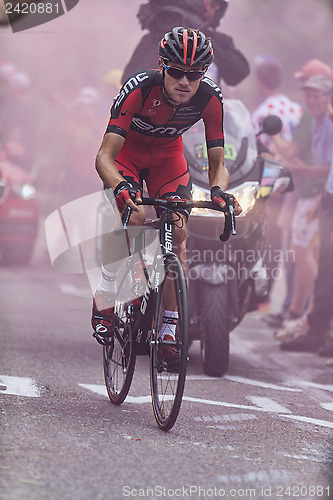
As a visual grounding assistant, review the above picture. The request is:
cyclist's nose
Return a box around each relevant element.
[178,75,190,85]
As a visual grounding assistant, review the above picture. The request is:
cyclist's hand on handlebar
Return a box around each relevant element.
[210,186,242,215]
[114,181,142,212]
[233,198,242,216]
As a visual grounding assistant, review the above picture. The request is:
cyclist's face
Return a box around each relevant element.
[159,59,205,105]
[302,87,331,119]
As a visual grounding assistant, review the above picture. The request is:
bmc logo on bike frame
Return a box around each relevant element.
[140,269,161,315]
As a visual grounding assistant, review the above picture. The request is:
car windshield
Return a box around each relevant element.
[183,98,258,188]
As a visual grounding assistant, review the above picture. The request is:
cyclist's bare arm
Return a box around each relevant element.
[208,146,229,191]
[207,146,242,215]
[95,132,140,211]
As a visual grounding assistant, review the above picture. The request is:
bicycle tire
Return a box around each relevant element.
[150,254,188,431]
[103,301,136,405]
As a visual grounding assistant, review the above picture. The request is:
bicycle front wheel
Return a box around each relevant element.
[103,303,136,405]
[150,254,188,431]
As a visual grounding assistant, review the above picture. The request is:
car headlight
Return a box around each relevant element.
[191,184,220,217]
[12,183,36,200]
[232,181,258,216]
[191,182,258,217]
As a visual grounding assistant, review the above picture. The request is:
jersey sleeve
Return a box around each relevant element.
[105,87,142,138]
[201,93,225,149]
[105,71,156,138]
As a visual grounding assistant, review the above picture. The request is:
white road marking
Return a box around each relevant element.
[78,384,153,403]
[0,375,40,397]
[321,402,333,411]
[280,414,333,429]
[79,384,293,413]
[224,375,301,392]
[247,396,291,413]
[184,396,292,413]
[194,413,257,423]
[291,380,333,392]
[282,453,323,462]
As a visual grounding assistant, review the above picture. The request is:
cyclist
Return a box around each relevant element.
[91,27,242,352]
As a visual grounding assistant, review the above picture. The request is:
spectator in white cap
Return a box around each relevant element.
[271,59,333,352]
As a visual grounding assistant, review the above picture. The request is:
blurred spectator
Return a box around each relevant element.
[252,55,303,152]
[99,69,122,116]
[2,70,38,173]
[263,60,332,331]
[50,75,78,113]
[271,60,333,351]
[121,0,249,87]
[251,56,303,325]
[59,86,104,203]
[0,62,16,155]
[280,98,333,354]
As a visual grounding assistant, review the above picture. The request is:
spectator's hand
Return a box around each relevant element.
[284,158,306,173]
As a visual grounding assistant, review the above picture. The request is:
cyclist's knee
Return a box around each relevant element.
[174,224,187,247]
[127,206,146,226]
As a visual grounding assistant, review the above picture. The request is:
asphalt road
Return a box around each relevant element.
[1,258,333,500]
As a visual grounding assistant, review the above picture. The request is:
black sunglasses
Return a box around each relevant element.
[162,63,206,81]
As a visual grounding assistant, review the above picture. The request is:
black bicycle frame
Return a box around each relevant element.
[115,198,234,352]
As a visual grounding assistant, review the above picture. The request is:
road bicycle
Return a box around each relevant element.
[96,197,235,431]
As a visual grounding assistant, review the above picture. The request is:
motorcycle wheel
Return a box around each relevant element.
[200,282,230,377]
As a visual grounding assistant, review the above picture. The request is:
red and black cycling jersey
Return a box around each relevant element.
[106,70,224,150]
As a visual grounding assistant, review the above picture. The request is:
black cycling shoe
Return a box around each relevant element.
[279,333,324,352]
[91,291,116,345]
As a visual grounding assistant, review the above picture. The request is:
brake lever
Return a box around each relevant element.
[122,205,132,230]
[228,204,237,235]
[219,197,236,241]
[114,205,132,235]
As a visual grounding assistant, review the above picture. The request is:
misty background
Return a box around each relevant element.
[0,0,333,215]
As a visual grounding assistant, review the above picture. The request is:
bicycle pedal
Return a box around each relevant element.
[93,332,113,346]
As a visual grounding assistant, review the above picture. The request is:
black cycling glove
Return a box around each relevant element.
[211,186,230,205]
[113,181,141,211]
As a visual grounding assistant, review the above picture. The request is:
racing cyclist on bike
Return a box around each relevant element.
[91,27,242,355]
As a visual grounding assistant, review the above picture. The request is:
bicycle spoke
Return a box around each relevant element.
[103,303,136,405]
[150,255,188,431]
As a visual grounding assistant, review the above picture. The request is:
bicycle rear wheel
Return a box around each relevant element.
[150,254,188,431]
[103,302,136,405]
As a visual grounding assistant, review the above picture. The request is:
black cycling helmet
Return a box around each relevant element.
[159,27,214,68]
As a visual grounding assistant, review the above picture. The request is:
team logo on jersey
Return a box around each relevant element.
[153,100,161,107]
[202,77,223,101]
[114,72,149,109]
[131,117,191,137]
[178,106,194,112]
